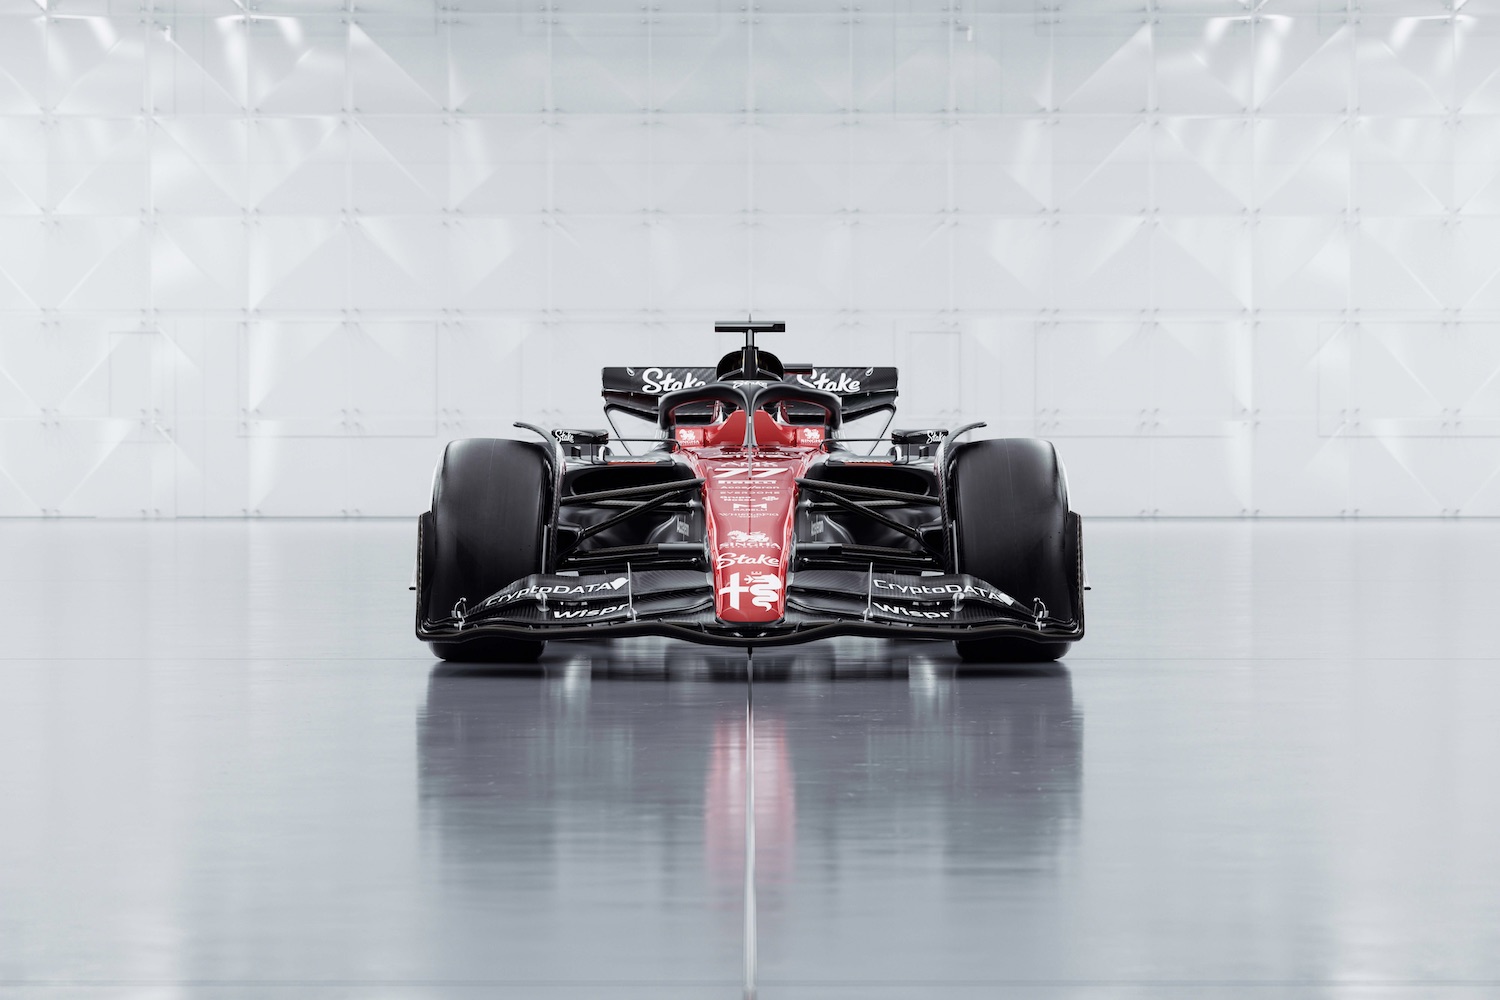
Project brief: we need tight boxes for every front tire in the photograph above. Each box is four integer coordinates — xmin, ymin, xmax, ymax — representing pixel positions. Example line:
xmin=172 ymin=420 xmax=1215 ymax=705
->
xmin=949 ymin=438 xmax=1080 ymax=663
xmin=419 ymin=438 xmax=551 ymax=663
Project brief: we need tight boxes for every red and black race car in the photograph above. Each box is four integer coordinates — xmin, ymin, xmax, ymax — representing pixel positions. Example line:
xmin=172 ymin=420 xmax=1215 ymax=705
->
xmin=414 ymin=321 xmax=1085 ymax=662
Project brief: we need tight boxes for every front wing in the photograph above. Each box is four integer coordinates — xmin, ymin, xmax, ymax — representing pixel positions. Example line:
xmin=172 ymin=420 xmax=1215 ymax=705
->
xmin=416 ymin=566 xmax=1084 ymax=649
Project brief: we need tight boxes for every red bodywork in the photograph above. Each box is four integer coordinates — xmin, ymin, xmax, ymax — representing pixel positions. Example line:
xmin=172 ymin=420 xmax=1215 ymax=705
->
xmin=675 ymin=410 xmax=825 ymax=624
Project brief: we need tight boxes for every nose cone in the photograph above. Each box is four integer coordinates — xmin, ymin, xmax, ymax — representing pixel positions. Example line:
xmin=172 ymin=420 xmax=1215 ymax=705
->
xmin=701 ymin=459 xmax=797 ymax=623
xmin=714 ymin=566 xmax=785 ymax=623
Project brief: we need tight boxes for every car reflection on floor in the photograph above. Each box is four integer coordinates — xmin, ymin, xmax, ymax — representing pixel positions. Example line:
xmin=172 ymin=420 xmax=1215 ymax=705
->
xmin=416 ymin=639 xmax=1082 ymax=937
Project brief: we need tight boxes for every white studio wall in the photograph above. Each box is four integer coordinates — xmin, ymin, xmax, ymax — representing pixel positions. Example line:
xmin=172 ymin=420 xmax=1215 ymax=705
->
xmin=1 ymin=1 xmax=1498 ymax=516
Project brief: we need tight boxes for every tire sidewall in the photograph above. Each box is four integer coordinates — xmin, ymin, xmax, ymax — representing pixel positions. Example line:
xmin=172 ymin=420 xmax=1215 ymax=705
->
xmin=424 ymin=437 xmax=551 ymax=625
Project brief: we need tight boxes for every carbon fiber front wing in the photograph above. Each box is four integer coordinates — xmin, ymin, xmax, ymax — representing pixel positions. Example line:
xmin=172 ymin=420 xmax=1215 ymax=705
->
xmin=416 ymin=566 xmax=1085 ymax=649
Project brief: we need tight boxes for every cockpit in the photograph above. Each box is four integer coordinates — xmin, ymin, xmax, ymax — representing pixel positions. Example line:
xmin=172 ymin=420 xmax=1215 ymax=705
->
xmin=659 ymin=348 xmax=841 ymax=450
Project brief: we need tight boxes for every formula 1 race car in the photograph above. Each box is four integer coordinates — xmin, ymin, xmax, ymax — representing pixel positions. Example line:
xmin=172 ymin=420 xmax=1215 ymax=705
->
xmin=414 ymin=321 xmax=1085 ymax=662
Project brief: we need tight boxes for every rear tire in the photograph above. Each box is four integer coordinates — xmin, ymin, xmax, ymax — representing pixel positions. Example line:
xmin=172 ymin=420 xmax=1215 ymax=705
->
xmin=419 ymin=438 xmax=551 ymax=663
xmin=949 ymin=438 xmax=1079 ymax=664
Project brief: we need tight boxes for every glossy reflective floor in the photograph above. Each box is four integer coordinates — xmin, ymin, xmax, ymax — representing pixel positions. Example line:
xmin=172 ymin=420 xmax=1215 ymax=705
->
xmin=3 ymin=521 xmax=1499 ymax=998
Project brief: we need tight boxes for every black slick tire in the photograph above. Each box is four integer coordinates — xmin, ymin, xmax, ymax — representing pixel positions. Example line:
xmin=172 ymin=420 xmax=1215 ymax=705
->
xmin=949 ymin=438 xmax=1079 ymax=663
xmin=419 ymin=438 xmax=550 ymax=663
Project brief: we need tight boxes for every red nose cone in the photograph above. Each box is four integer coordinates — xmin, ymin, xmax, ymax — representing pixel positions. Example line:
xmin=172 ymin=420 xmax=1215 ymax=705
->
xmin=702 ymin=458 xmax=797 ymax=623
xmin=678 ymin=408 xmax=825 ymax=625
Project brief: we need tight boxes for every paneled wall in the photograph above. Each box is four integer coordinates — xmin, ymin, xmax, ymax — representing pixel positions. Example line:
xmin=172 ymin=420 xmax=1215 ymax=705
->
xmin=1 ymin=1 xmax=1496 ymax=516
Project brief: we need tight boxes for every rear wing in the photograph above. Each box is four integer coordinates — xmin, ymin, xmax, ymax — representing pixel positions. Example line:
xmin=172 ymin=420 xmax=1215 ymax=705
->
xmin=602 ymin=366 xmax=898 ymax=423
